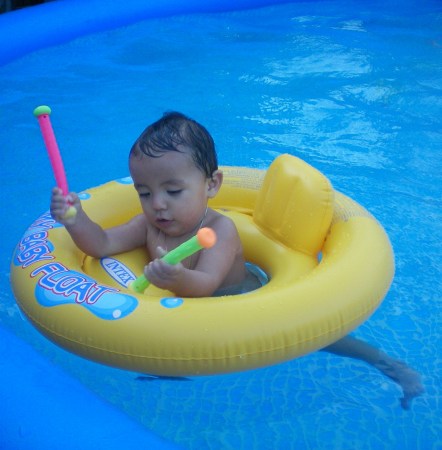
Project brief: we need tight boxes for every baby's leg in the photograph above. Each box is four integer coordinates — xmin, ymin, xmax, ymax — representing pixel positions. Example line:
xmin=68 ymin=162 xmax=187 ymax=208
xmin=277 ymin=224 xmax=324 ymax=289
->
xmin=322 ymin=335 xmax=424 ymax=409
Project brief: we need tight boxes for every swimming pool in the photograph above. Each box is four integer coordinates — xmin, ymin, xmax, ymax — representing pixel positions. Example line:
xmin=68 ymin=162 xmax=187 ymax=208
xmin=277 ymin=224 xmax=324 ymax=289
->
xmin=1 ymin=0 xmax=441 ymax=448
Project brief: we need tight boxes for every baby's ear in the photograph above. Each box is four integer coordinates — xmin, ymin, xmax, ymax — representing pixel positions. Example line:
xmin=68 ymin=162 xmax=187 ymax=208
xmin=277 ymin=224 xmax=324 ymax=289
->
xmin=207 ymin=170 xmax=223 ymax=198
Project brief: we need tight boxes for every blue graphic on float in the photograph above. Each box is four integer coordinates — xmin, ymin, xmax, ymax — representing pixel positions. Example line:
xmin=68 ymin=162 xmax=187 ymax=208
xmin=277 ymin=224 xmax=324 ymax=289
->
xmin=13 ymin=234 xmax=55 ymax=268
xmin=13 ymin=214 xmax=56 ymax=268
xmin=116 ymin=176 xmax=133 ymax=184
xmin=78 ymin=192 xmax=91 ymax=200
xmin=160 ymin=297 xmax=184 ymax=309
xmin=31 ymin=262 xmax=138 ymax=320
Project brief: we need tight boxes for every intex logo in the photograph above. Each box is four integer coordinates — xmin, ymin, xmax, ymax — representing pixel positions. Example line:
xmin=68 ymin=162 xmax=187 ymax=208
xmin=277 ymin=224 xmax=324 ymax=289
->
xmin=100 ymin=257 xmax=137 ymax=288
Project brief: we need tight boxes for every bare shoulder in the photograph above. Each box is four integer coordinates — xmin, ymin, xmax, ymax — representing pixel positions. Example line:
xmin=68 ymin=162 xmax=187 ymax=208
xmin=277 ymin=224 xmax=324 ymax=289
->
xmin=200 ymin=208 xmax=245 ymax=288
xmin=205 ymin=209 xmax=236 ymax=232
xmin=205 ymin=209 xmax=240 ymax=239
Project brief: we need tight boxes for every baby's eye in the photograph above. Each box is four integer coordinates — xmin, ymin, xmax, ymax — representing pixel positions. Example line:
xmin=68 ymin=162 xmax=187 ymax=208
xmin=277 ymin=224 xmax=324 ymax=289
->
xmin=138 ymin=192 xmax=150 ymax=198
xmin=167 ymin=189 xmax=182 ymax=196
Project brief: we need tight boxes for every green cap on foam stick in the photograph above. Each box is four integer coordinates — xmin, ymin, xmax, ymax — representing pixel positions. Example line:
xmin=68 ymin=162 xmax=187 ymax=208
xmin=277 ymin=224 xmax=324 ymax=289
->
xmin=130 ymin=227 xmax=217 ymax=293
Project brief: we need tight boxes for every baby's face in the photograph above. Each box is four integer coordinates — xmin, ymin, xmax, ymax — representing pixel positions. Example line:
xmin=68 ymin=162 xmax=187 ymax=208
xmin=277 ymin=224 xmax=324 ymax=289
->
xmin=129 ymin=149 xmax=210 ymax=237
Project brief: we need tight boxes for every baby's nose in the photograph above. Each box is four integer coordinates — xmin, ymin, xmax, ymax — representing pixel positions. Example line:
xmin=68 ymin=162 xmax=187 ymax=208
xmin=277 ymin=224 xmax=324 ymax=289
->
xmin=151 ymin=193 xmax=167 ymax=210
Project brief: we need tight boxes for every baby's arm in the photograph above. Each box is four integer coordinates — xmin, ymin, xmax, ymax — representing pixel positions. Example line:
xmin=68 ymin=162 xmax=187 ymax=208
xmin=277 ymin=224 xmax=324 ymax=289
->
xmin=50 ymin=187 xmax=147 ymax=258
xmin=144 ymin=215 xmax=242 ymax=297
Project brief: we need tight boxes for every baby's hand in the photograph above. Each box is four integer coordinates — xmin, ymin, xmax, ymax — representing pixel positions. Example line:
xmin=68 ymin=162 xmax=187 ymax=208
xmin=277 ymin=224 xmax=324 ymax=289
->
xmin=50 ymin=187 xmax=80 ymax=225
xmin=144 ymin=246 xmax=184 ymax=291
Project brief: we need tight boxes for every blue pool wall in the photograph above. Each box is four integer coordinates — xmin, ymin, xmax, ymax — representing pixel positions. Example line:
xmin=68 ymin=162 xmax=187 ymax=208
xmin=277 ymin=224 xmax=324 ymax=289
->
xmin=0 ymin=327 xmax=180 ymax=449
xmin=0 ymin=0 xmax=296 ymax=66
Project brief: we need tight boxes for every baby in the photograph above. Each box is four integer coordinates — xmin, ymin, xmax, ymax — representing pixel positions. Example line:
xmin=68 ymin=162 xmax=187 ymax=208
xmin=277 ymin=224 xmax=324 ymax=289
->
xmin=50 ymin=111 xmax=262 ymax=297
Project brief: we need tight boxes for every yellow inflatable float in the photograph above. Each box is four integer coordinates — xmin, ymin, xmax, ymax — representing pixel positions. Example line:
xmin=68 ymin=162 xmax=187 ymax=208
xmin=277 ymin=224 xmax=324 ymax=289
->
xmin=11 ymin=154 xmax=394 ymax=376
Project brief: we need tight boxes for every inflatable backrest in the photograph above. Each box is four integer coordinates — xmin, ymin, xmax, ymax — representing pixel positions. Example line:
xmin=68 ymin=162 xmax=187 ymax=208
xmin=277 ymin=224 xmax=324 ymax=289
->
xmin=210 ymin=166 xmax=264 ymax=215
xmin=253 ymin=154 xmax=334 ymax=255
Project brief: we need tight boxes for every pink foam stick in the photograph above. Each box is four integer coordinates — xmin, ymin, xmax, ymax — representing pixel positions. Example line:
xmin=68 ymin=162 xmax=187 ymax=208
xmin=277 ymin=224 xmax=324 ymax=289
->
xmin=33 ymin=105 xmax=69 ymax=196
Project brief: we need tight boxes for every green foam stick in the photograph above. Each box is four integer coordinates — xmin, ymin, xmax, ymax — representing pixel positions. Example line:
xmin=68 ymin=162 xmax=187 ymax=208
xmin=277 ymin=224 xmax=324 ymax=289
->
xmin=130 ymin=227 xmax=217 ymax=293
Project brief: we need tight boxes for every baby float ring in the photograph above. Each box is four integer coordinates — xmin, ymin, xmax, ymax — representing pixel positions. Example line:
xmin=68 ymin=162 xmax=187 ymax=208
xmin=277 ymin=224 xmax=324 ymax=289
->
xmin=11 ymin=154 xmax=394 ymax=376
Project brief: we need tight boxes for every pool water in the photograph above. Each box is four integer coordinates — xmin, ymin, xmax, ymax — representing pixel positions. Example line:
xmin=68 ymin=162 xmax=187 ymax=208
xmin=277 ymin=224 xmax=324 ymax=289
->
xmin=1 ymin=0 xmax=441 ymax=448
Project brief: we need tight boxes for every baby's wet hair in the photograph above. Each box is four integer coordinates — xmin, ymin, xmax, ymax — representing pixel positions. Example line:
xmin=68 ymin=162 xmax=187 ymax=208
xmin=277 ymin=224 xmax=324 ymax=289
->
xmin=130 ymin=111 xmax=218 ymax=178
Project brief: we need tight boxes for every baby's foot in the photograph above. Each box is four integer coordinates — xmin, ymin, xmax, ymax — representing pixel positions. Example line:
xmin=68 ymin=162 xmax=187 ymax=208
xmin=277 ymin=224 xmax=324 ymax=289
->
xmin=374 ymin=358 xmax=424 ymax=409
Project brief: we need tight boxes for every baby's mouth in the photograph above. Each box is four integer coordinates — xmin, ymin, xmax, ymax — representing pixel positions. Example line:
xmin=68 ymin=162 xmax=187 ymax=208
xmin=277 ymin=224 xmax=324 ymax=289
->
xmin=156 ymin=218 xmax=173 ymax=227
